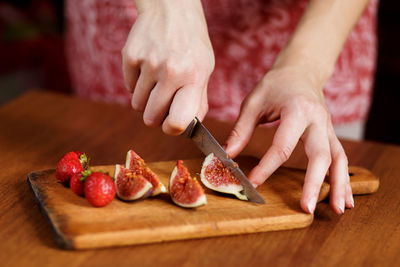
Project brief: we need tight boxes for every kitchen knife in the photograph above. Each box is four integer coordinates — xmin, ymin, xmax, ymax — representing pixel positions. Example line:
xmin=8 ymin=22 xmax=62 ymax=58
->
xmin=182 ymin=117 xmax=265 ymax=204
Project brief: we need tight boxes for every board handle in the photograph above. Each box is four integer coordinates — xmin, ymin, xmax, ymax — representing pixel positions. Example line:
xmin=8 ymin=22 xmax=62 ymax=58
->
xmin=348 ymin=166 xmax=380 ymax=195
xmin=318 ymin=166 xmax=379 ymax=202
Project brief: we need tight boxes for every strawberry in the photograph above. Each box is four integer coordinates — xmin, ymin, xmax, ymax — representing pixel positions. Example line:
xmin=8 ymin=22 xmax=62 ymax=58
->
xmin=55 ymin=151 xmax=88 ymax=184
xmin=70 ymin=172 xmax=85 ymax=196
xmin=84 ymin=172 xmax=116 ymax=207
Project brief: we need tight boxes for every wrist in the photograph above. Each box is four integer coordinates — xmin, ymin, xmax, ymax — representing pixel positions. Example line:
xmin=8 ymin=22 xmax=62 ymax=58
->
xmin=271 ymin=48 xmax=334 ymax=91
xmin=134 ymin=0 xmax=203 ymax=15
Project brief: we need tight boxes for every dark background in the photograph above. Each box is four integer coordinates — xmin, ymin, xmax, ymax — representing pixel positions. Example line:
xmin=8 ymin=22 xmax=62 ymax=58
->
xmin=0 ymin=0 xmax=399 ymax=144
xmin=365 ymin=0 xmax=400 ymax=144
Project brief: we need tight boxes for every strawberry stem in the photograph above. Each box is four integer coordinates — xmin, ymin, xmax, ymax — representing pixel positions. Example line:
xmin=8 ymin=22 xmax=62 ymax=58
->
xmin=80 ymin=169 xmax=92 ymax=181
xmin=96 ymin=170 xmax=110 ymax=176
xmin=79 ymin=154 xmax=89 ymax=169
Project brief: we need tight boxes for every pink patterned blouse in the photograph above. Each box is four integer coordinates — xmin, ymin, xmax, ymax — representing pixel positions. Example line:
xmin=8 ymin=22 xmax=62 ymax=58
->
xmin=65 ymin=0 xmax=378 ymax=125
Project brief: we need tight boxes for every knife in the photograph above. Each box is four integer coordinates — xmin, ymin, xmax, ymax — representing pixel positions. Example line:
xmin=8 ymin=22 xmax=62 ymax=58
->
xmin=182 ymin=117 xmax=265 ymax=204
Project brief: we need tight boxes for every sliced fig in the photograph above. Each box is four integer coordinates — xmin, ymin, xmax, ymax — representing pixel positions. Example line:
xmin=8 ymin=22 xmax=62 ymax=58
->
xmin=126 ymin=150 xmax=166 ymax=196
xmin=114 ymin=164 xmax=153 ymax=201
xmin=200 ymin=153 xmax=247 ymax=201
xmin=169 ymin=160 xmax=207 ymax=208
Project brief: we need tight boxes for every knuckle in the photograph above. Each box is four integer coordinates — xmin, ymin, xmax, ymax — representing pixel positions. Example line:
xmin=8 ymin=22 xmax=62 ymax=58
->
xmin=272 ymin=144 xmax=292 ymax=163
xmin=144 ymin=52 xmax=161 ymax=71
xmin=146 ymin=58 xmax=158 ymax=72
xmin=164 ymin=59 xmax=196 ymax=80
xmin=241 ymin=94 xmax=261 ymax=111
xmin=314 ymin=150 xmax=332 ymax=166
xmin=316 ymin=107 xmax=329 ymax=122
xmin=330 ymin=139 xmax=348 ymax=165
xmin=123 ymin=51 xmax=140 ymax=67
xmin=228 ymin=128 xmax=242 ymax=143
xmin=334 ymin=150 xmax=348 ymax=166
xmin=131 ymin=100 xmax=144 ymax=112
xmin=121 ymin=46 xmax=139 ymax=65
xmin=291 ymin=95 xmax=312 ymax=114
xmin=291 ymin=96 xmax=329 ymax=121
xmin=164 ymin=60 xmax=182 ymax=78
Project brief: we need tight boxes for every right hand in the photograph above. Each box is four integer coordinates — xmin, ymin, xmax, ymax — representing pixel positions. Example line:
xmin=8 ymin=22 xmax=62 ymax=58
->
xmin=122 ymin=0 xmax=215 ymax=135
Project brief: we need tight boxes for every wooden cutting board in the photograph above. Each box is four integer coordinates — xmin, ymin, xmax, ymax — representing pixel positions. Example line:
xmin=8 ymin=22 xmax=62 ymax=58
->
xmin=27 ymin=156 xmax=379 ymax=250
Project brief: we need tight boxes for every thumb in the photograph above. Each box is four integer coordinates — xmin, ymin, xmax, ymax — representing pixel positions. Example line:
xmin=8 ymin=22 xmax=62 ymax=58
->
xmin=224 ymin=101 xmax=259 ymax=158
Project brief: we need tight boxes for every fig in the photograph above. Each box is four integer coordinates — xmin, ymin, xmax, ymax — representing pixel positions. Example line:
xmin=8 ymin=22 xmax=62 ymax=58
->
xmin=114 ymin=164 xmax=153 ymax=201
xmin=200 ymin=153 xmax=247 ymax=201
xmin=126 ymin=150 xmax=166 ymax=196
xmin=169 ymin=160 xmax=207 ymax=208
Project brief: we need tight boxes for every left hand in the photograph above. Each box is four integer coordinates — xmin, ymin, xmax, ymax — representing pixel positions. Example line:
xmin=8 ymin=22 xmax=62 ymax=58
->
xmin=224 ymin=66 xmax=354 ymax=215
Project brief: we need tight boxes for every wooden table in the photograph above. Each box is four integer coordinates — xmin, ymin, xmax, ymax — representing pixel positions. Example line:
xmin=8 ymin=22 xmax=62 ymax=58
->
xmin=0 ymin=90 xmax=399 ymax=266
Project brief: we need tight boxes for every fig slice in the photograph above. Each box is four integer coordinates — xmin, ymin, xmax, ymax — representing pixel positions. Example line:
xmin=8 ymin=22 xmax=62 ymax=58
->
xmin=125 ymin=150 xmax=167 ymax=196
xmin=169 ymin=160 xmax=207 ymax=208
xmin=200 ymin=153 xmax=248 ymax=201
xmin=114 ymin=164 xmax=153 ymax=201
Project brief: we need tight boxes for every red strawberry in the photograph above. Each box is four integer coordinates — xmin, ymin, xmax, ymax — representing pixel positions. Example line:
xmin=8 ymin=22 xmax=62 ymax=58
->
xmin=84 ymin=172 xmax=116 ymax=207
xmin=70 ymin=173 xmax=85 ymax=196
xmin=55 ymin=151 xmax=88 ymax=184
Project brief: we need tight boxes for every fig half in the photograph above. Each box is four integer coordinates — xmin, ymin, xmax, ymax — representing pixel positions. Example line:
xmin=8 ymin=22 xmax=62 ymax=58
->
xmin=114 ymin=164 xmax=153 ymax=201
xmin=126 ymin=150 xmax=166 ymax=196
xmin=200 ymin=153 xmax=247 ymax=201
xmin=169 ymin=160 xmax=207 ymax=208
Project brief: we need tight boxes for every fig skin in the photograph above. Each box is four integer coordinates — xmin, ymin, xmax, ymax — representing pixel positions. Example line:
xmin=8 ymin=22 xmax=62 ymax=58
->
xmin=114 ymin=164 xmax=153 ymax=201
xmin=125 ymin=150 xmax=166 ymax=196
xmin=200 ymin=153 xmax=247 ymax=201
xmin=169 ymin=160 xmax=207 ymax=208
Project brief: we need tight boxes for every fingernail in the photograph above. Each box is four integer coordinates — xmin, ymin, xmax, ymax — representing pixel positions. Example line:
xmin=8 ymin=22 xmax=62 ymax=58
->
xmin=307 ymin=198 xmax=316 ymax=214
xmin=340 ymin=207 xmax=345 ymax=214
xmin=350 ymin=195 xmax=355 ymax=208
xmin=338 ymin=198 xmax=345 ymax=214
xmin=251 ymin=183 xmax=258 ymax=188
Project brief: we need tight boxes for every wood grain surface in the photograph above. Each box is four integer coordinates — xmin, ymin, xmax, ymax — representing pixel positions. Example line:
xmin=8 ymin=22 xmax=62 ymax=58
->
xmin=0 ymin=90 xmax=399 ymax=266
xmin=27 ymin=159 xmax=379 ymax=249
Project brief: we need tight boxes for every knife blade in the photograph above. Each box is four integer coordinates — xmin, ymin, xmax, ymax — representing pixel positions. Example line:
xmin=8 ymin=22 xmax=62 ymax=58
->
xmin=182 ymin=117 xmax=265 ymax=204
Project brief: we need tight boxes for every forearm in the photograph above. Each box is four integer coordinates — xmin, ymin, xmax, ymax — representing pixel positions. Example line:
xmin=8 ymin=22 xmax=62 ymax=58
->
xmin=273 ymin=0 xmax=370 ymax=89
xmin=133 ymin=0 xmax=209 ymax=38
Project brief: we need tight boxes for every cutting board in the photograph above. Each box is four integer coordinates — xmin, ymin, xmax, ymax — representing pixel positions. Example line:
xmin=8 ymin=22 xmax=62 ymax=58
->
xmin=27 ymin=156 xmax=379 ymax=250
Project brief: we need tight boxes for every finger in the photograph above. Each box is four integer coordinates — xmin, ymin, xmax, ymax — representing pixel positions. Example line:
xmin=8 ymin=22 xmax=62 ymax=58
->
xmin=131 ymin=65 xmax=157 ymax=112
xmin=122 ymin=57 xmax=140 ymax=93
xmin=224 ymin=99 xmax=260 ymax=159
xmin=300 ymin=124 xmax=331 ymax=214
xmin=143 ymin=81 xmax=176 ymax=127
xmin=196 ymin=86 xmax=209 ymax=121
xmin=162 ymin=83 xmax=203 ymax=135
xmin=328 ymin=126 xmax=353 ymax=212
xmin=328 ymin=153 xmax=347 ymax=214
xmin=345 ymin=182 xmax=354 ymax=208
xmin=247 ymin=112 xmax=306 ymax=186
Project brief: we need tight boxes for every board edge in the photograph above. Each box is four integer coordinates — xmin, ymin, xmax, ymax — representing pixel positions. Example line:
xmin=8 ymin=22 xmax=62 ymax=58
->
xmin=27 ymin=170 xmax=76 ymax=250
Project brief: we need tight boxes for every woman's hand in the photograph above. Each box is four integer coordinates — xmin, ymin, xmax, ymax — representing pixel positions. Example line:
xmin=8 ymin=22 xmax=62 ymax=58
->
xmin=223 ymin=0 xmax=369 ymax=215
xmin=224 ymin=65 xmax=354 ymax=215
xmin=122 ymin=0 xmax=214 ymax=135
